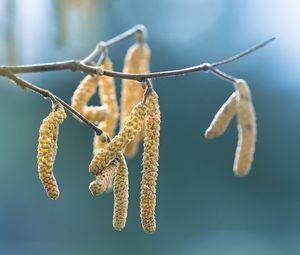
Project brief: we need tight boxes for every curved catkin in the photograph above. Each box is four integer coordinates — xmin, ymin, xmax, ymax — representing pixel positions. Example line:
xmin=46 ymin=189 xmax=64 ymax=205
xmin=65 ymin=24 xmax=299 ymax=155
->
xmin=71 ymin=74 xmax=110 ymax=123
xmin=93 ymin=57 xmax=119 ymax=155
xmin=121 ymin=42 xmax=150 ymax=157
xmin=140 ymin=91 xmax=160 ymax=233
xmin=89 ymin=102 xmax=146 ymax=176
xmin=89 ymin=158 xmax=120 ymax=196
xmin=113 ymin=153 xmax=129 ymax=231
xmin=233 ymin=79 xmax=257 ymax=176
xmin=205 ymin=92 xmax=237 ymax=139
xmin=37 ymin=102 xmax=67 ymax=200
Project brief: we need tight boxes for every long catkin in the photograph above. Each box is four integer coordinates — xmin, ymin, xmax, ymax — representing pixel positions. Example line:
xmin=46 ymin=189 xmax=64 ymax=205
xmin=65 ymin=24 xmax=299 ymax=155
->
xmin=89 ymin=102 xmax=146 ymax=176
xmin=113 ymin=153 xmax=129 ymax=231
xmin=233 ymin=79 xmax=257 ymax=176
xmin=205 ymin=92 xmax=237 ymax=139
xmin=37 ymin=102 xmax=66 ymax=200
xmin=121 ymin=42 xmax=150 ymax=157
xmin=140 ymin=91 xmax=160 ymax=233
xmin=71 ymin=74 xmax=109 ymax=123
xmin=93 ymin=57 xmax=119 ymax=155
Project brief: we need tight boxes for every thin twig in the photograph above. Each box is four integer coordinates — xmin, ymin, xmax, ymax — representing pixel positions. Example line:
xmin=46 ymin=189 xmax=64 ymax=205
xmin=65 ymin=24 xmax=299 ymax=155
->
xmin=82 ymin=24 xmax=147 ymax=64
xmin=3 ymin=71 xmax=103 ymax=135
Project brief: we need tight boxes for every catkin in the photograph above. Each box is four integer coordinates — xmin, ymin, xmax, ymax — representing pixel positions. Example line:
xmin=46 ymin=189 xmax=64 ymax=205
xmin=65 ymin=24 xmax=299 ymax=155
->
xmin=37 ymin=102 xmax=67 ymax=200
xmin=140 ymin=91 xmax=160 ymax=233
xmin=205 ymin=92 xmax=237 ymax=139
xmin=89 ymin=157 xmax=120 ymax=196
xmin=71 ymin=74 xmax=110 ymax=123
xmin=93 ymin=57 xmax=119 ymax=155
xmin=113 ymin=153 xmax=129 ymax=231
xmin=233 ymin=79 xmax=257 ymax=176
xmin=121 ymin=42 xmax=150 ymax=157
xmin=89 ymin=102 xmax=146 ymax=176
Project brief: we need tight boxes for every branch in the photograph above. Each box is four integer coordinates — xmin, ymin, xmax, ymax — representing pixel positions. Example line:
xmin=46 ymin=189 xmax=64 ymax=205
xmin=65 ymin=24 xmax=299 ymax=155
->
xmin=0 ymin=37 xmax=275 ymax=82
xmin=0 ymin=24 xmax=275 ymax=135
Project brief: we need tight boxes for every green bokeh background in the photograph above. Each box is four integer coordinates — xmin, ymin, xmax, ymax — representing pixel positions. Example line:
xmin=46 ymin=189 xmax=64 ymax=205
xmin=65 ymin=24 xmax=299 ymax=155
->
xmin=1 ymin=0 xmax=300 ymax=254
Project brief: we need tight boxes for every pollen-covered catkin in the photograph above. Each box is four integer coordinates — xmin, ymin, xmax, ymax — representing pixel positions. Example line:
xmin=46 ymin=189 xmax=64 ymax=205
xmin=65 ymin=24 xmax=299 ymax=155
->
xmin=113 ymin=153 xmax=129 ymax=231
xmin=121 ymin=42 xmax=150 ymax=157
xmin=140 ymin=90 xmax=160 ymax=233
xmin=71 ymin=74 xmax=110 ymax=123
xmin=93 ymin=57 xmax=119 ymax=155
xmin=205 ymin=92 xmax=237 ymax=139
xmin=89 ymin=102 xmax=146 ymax=176
xmin=233 ymin=79 xmax=257 ymax=176
xmin=37 ymin=102 xmax=67 ymax=200
xmin=89 ymin=157 xmax=120 ymax=196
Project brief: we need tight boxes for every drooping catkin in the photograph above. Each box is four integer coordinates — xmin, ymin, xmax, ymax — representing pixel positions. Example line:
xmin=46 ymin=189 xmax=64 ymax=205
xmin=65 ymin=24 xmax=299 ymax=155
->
xmin=140 ymin=90 xmax=160 ymax=233
xmin=71 ymin=74 xmax=110 ymax=123
xmin=37 ymin=102 xmax=67 ymax=200
xmin=233 ymin=79 xmax=257 ymax=176
xmin=205 ymin=92 xmax=237 ymax=139
xmin=121 ymin=42 xmax=150 ymax=157
xmin=89 ymin=102 xmax=146 ymax=176
xmin=93 ymin=57 xmax=119 ymax=155
xmin=113 ymin=153 xmax=129 ymax=231
xmin=89 ymin=157 xmax=120 ymax=196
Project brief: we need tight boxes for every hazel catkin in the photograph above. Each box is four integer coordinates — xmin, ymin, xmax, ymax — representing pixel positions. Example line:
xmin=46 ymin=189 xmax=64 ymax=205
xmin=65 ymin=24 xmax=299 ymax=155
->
xmin=205 ymin=92 xmax=237 ymax=139
xmin=140 ymin=90 xmax=161 ymax=233
xmin=89 ymin=102 xmax=146 ymax=176
xmin=121 ymin=42 xmax=150 ymax=157
xmin=71 ymin=74 xmax=110 ymax=123
xmin=37 ymin=102 xmax=66 ymax=200
xmin=113 ymin=153 xmax=129 ymax=231
xmin=93 ymin=57 xmax=119 ymax=155
xmin=89 ymin=157 xmax=120 ymax=196
xmin=233 ymin=79 xmax=257 ymax=176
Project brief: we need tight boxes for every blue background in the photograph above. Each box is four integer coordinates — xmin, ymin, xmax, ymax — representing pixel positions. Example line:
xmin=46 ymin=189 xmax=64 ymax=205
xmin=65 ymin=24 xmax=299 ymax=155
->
xmin=0 ymin=0 xmax=300 ymax=254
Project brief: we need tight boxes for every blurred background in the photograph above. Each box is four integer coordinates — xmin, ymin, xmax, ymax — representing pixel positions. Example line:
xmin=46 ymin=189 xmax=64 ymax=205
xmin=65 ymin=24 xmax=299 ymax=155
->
xmin=0 ymin=0 xmax=300 ymax=254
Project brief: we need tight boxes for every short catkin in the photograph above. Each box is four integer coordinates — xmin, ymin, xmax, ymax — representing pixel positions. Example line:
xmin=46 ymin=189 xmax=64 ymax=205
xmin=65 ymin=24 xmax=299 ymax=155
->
xmin=89 ymin=157 xmax=120 ymax=196
xmin=37 ymin=102 xmax=67 ymax=200
xmin=113 ymin=153 xmax=129 ymax=231
xmin=89 ymin=102 xmax=146 ymax=176
xmin=205 ymin=92 xmax=237 ymax=139
xmin=71 ymin=74 xmax=109 ymax=123
xmin=93 ymin=57 xmax=119 ymax=155
xmin=233 ymin=79 xmax=257 ymax=176
xmin=140 ymin=90 xmax=161 ymax=233
xmin=121 ymin=42 xmax=150 ymax=157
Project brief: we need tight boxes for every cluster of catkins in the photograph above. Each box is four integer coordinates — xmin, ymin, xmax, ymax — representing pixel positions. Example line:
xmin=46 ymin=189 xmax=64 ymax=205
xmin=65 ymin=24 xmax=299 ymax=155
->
xmin=37 ymin=41 xmax=160 ymax=233
xmin=36 ymin=38 xmax=257 ymax=233
xmin=205 ymin=79 xmax=257 ymax=176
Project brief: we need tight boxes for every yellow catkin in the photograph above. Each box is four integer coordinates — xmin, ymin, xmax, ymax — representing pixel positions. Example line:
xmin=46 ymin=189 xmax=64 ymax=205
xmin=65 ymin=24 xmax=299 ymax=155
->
xmin=71 ymin=74 xmax=110 ymax=123
xmin=37 ymin=102 xmax=67 ymax=200
xmin=89 ymin=102 xmax=146 ymax=176
xmin=233 ymin=79 xmax=257 ymax=176
xmin=121 ymin=42 xmax=150 ymax=157
xmin=205 ymin=92 xmax=237 ymax=139
xmin=89 ymin=158 xmax=120 ymax=196
xmin=93 ymin=57 xmax=119 ymax=155
xmin=140 ymin=91 xmax=160 ymax=233
xmin=113 ymin=153 xmax=129 ymax=231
